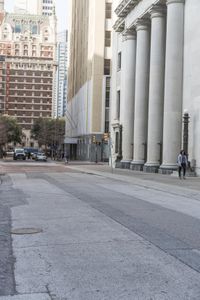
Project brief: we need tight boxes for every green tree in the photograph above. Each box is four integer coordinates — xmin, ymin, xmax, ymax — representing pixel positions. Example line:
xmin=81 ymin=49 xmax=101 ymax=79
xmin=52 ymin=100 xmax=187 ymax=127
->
xmin=31 ymin=118 xmax=50 ymax=147
xmin=0 ymin=116 xmax=23 ymax=157
xmin=31 ymin=118 xmax=65 ymax=156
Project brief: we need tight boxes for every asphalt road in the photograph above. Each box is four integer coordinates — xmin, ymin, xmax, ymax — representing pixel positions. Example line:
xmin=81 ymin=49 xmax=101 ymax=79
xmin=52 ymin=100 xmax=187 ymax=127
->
xmin=1 ymin=161 xmax=200 ymax=299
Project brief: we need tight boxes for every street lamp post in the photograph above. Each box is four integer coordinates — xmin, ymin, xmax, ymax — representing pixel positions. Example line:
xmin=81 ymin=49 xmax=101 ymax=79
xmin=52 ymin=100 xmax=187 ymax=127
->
xmin=183 ymin=109 xmax=190 ymax=156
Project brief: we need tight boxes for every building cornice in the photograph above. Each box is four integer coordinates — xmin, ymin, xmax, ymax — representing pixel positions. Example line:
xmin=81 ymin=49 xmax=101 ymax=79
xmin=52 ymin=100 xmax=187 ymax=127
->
xmin=122 ymin=29 xmax=136 ymax=41
xmin=115 ymin=0 xmax=140 ymax=18
xmin=6 ymin=13 xmax=48 ymax=23
xmin=149 ymin=4 xmax=167 ymax=18
xmin=136 ymin=18 xmax=150 ymax=31
xmin=113 ymin=17 xmax=125 ymax=33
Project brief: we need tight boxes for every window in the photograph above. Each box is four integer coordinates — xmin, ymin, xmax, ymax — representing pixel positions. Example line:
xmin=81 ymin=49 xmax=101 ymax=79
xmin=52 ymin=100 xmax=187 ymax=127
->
xmin=105 ymin=77 xmax=110 ymax=108
xmin=105 ymin=31 xmax=111 ymax=47
xmin=117 ymin=91 xmax=120 ymax=120
xmin=32 ymin=25 xmax=38 ymax=35
xmin=118 ymin=52 xmax=121 ymax=70
xmin=106 ymin=3 xmax=112 ymax=19
xmin=115 ymin=132 xmax=119 ymax=153
xmin=104 ymin=59 xmax=111 ymax=75
xmin=105 ymin=121 xmax=109 ymax=133
xmin=15 ymin=24 xmax=21 ymax=33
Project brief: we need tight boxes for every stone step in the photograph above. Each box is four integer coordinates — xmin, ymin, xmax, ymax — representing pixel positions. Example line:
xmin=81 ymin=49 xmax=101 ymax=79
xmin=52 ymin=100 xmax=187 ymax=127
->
xmin=171 ymin=170 xmax=197 ymax=177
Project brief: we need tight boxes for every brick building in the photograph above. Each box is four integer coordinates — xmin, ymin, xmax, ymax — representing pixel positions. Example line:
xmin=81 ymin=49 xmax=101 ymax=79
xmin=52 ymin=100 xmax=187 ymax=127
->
xmin=0 ymin=1 xmax=56 ymax=146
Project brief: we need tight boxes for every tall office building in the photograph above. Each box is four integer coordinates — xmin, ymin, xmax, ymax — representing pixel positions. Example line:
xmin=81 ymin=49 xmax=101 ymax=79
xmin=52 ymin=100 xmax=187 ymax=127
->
xmin=0 ymin=0 xmax=4 ymax=11
xmin=54 ymin=30 xmax=68 ymax=118
xmin=66 ymin=0 xmax=112 ymax=161
xmin=14 ymin=0 xmax=55 ymax=16
xmin=0 ymin=5 xmax=57 ymax=146
xmin=40 ymin=0 xmax=55 ymax=16
xmin=111 ymin=0 xmax=200 ymax=176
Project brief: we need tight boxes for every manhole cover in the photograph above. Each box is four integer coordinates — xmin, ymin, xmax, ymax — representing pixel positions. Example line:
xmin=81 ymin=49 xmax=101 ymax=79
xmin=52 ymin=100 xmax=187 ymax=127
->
xmin=11 ymin=228 xmax=43 ymax=235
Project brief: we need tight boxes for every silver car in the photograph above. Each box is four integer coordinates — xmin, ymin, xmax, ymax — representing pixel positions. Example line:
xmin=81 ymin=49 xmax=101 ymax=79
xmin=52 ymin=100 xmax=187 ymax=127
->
xmin=35 ymin=152 xmax=47 ymax=162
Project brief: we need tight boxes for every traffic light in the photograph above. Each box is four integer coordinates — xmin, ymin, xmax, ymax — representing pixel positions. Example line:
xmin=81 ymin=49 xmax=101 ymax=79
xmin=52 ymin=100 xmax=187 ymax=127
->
xmin=103 ymin=132 xmax=109 ymax=141
xmin=92 ymin=135 xmax=96 ymax=144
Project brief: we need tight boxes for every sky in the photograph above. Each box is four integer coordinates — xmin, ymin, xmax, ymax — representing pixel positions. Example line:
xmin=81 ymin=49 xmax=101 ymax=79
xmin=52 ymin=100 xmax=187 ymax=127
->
xmin=4 ymin=0 xmax=69 ymax=32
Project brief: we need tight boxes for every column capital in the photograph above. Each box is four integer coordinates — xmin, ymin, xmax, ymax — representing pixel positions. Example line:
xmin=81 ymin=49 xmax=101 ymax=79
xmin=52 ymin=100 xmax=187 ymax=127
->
xmin=122 ymin=29 xmax=136 ymax=42
xmin=136 ymin=18 xmax=150 ymax=32
xmin=149 ymin=5 xmax=167 ymax=19
xmin=167 ymin=0 xmax=185 ymax=5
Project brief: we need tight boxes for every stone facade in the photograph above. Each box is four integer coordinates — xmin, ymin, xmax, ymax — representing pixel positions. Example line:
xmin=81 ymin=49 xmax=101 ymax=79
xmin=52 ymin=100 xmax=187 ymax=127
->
xmin=111 ymin=0 xmax=200 ymax=176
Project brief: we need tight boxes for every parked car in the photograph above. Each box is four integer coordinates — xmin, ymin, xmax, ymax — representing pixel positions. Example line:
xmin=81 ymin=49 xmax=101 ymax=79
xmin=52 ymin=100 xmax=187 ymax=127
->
xmin=35 ymin=152 xmax=47 ymax=162
xmin=24 ymin=147 xmax=38 ymax=159
xmin=13 ymin=148 xmax=26 ymax=160
xmin=6 ymin=149 xmax=14 ymax=157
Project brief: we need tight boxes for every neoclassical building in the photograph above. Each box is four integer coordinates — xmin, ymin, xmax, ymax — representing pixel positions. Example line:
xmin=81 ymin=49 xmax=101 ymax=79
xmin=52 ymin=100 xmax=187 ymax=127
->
xmin=111 ymin=0 xmax=200 ymax=175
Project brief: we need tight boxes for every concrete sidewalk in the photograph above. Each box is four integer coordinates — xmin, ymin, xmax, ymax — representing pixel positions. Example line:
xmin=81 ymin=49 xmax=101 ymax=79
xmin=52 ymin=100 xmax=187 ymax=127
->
xmin=63 ymin=163 xmax=200 ymax=195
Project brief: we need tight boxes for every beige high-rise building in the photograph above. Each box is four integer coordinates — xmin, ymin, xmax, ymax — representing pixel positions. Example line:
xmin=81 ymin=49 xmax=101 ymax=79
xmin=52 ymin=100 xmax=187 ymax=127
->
xmin=66 ymin=0 xmax=112 ymax=161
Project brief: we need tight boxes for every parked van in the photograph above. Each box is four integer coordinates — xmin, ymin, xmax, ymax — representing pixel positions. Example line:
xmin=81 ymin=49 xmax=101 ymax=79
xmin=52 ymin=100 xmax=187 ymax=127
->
xmin=13 ymin=148 xmax=26 ymax=160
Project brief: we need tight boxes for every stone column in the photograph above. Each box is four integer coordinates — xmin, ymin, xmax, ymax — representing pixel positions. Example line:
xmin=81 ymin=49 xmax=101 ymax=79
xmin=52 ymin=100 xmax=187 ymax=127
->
xmin=131 ymin=19 xmax=150 ymax=171
xmin=144 ymin=6 xmax=166 ymax=173
xmin=120 ymin=30 xmax=136 ymax=168
xmin=160 ymin=0 xmax=185 ymax=172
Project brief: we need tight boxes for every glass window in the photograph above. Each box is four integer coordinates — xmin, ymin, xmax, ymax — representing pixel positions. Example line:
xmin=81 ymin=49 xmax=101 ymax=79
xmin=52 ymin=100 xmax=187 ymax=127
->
xmin=104 ymin=59 xmax=111 ymax=75
xmin=105 ymin=77 xmax=110 ymax=108
xmin=115 ymin=132 xmax=119 ymax=153
xmin=105 ymin=31 xmax=111 ymax=47
xmin=117 ymin=91 xmax=120 ymax=120
xmin=32 ymin=25 xmax=38 ymax=35
xmin=106 ymin=3 xmax=112 ymax=19
xmin=105 ymin=121 xmax=109 ymax=133
xmin=15 ymin=24 xmax=21 ymax=33
xmin=118 ymin=52 xmax=121 ymax=70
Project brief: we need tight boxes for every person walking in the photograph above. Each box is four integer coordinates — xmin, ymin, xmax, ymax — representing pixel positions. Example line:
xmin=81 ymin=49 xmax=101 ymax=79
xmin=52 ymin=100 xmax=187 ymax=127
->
xmin=177 ymin=150 xmax=188 ymax=179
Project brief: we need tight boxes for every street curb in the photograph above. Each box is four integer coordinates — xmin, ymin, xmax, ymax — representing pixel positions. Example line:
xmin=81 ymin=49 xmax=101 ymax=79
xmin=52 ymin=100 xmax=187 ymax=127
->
xmin=65 ymin=165 xmax=200 ymax=201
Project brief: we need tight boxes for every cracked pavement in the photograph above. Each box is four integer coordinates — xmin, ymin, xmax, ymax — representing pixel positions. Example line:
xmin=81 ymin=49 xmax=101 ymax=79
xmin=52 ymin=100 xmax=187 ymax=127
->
xmin=1 ymin=162 xmax=200 ymax=299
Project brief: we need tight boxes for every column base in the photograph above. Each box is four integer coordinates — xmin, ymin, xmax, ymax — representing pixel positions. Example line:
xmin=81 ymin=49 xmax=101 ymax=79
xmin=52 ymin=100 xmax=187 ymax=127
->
xmin=143 ymin=163 xmax=160 ymax=173
xmin=115 ymin=161 xmax=122 ymax=168
xmin=159 ymin=163 xmax=178 ymax=175
xmin=130 ymin=160 xmax=144 ymax=171
xmin=120 ymin=159 xmax=132 ymax=169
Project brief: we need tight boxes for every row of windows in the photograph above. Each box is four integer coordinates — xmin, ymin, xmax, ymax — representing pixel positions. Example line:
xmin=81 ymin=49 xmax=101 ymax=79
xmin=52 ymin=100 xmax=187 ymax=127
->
xmin=9 ymin=99 xmax=51 ymax=104
xmin=14 ymin=50 xmax=52 ymax=57
xmin=10 ymin=64 xmax=52 ymax=71
xmin=43 ymin=6 xmax=53 ymax=10
xmin=106 ymin=3 xmax=112 ymax=19
xmin=9 ymin=105 xmax=51 ymax=110
xmin=104 ymin=59 xmax=111 ymax=75
xmin=43 ymin=0 xmax=53 ymax=3
xmin=105 ymin=31 xmax=111 ymax=47
xmin=14 ymin=46 xmax=52 ymax=51
xmin=105 ymin=77 xmax=110 ymax=133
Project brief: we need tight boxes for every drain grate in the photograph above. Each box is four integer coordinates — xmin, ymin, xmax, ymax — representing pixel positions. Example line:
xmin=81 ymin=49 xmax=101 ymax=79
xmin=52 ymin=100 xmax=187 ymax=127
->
xmin=11 ymin=228 xmax=43 ymax=235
